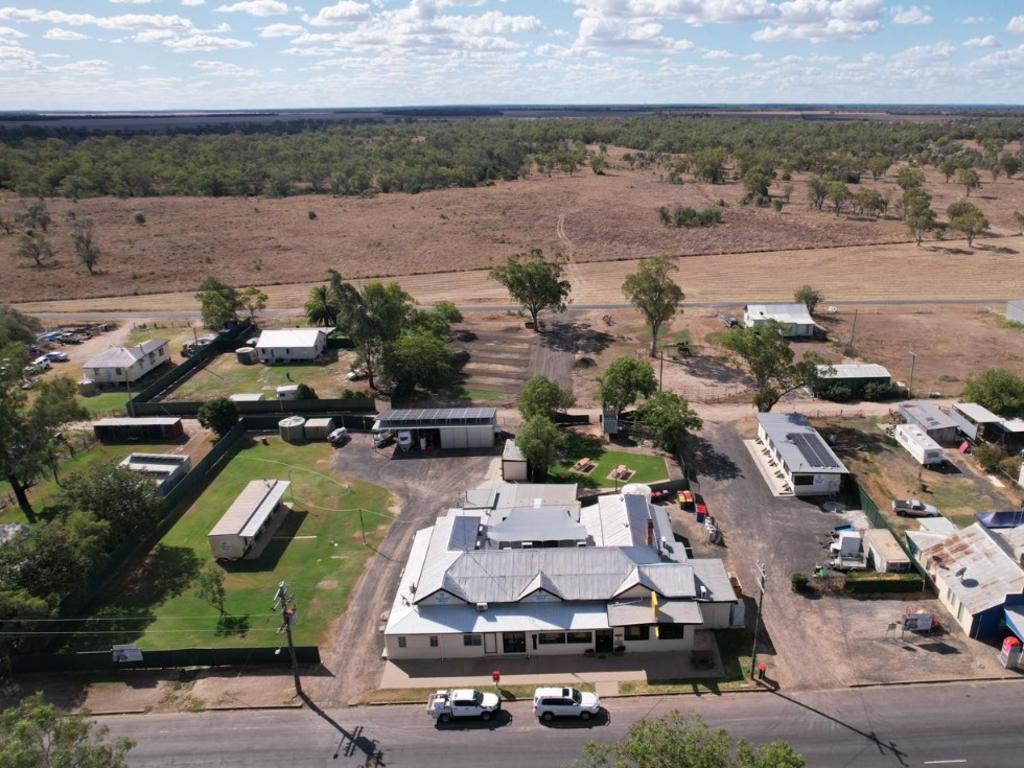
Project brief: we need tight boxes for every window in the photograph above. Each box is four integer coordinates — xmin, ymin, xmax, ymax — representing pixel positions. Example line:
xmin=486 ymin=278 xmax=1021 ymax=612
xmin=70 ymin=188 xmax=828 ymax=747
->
xmin=957 ymin=602 xmax=966 ymax=623
xmin=397 ymin=636 xmax=406 ymax=649
xmin=624 ymin=625 xmax=650 ymax=641
xmin=658 ymin=624 xmax=687 ymax=640
xmin=566 ymin=631 xmax=592 ymax=644
xmin=793 ymin=474 xmax=815 ymax=486
xmin=463 ymin=634 xmax=482 ymax=647
xmin=538 ymin=632 xmax=566 ymax=645
xmin=429 ymin=635 xmax=438 ymax=648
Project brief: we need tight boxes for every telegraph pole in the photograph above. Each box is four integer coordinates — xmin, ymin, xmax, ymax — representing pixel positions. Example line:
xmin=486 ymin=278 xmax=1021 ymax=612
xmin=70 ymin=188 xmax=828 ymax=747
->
xmin=749 ymin=561 xmax=768 ymax=681
xmin=908 ymin=351 xmax=918 ymax=398
xmin=848 ymin=309 xmax=859 ymax=349
xmin=659 ymin=350 xmax=665 ymax=391
xmin=274 ymin=581 xmax=302 ymax=696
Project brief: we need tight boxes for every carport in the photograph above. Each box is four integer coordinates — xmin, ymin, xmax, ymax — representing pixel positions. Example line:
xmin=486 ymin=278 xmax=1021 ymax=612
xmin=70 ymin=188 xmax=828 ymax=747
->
xmin=374 ymin=407 xmax=497 ymax=451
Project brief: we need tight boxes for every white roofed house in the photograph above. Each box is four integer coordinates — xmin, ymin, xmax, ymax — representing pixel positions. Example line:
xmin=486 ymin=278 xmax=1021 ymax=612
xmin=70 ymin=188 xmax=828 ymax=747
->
xmin=255 ymin=328 xmax=329 ymax=363
xmin=743 ymin=303 xmax=816 ymax=338
xmin=208 ymin=479 xmax=291 ymax=561
xmin=755 ymin=412 xmax=849 ymax=496
xmin=384 ymin=485 xmax=739 ymax=661
xmin=83 ymin=339 xmax=169 ymax=385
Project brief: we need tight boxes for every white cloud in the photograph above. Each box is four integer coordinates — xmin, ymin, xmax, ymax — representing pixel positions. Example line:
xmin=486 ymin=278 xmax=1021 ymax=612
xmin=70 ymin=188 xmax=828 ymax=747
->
xmin=0 ymin=9 xmax=201 ymax=32
xmin=960 ymin=16 xmax=987 ymax=25
xmin=192 ymin=59 xmax=257 ymax=76
xmin=214 ymin=0 xmax=289 ymax=15
xmin=182 ymin=0 xmax=206 ymax=6
xmin=0 ymin=25 xmax=27 ymax=38
xmin=963 ymin=35 xmax=998 ymax=49
xmin=702 ymin=48 xmax=735 ymax=59
xmin=891 ymin=5 xmax=932 ymax=25
xmin=1009 ymin=16 xmax=1024 ymax=35
xmin=110 ymin=0 xmax=157 ymax=5
xmin=43 ymin=28 xmax=90 ymax=40
xmin=305 ymin=1 xmax=371 ymax=26
xmin=259 ymin=22 xmax=306 ymax=36
xmin=164 ymin=33 xmax=254 ymax=50
xmin=50 ymin=58 xmax=112 ymax=74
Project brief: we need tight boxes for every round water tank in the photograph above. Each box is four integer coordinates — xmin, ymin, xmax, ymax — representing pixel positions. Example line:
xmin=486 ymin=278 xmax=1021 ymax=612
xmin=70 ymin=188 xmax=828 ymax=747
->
xmin=278 ymin=416 xmax=306 ymax=444
xmin=78 ymin=379 xmax=96 ymax=396
xmin=622 ymin=483 xmax=652 ymax=501
xmin=236 ymin=347 xmax=256 ymax=364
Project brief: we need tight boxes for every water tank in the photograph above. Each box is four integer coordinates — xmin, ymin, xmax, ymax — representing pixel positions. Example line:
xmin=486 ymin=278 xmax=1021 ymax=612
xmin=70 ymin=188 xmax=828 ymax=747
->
xmin=77 ymin=379 xmax=96 ymax=396
xmin=622 ymin=483 xmax=652 ymax=502
xmin=235 ymin=347 xmax=256 ymax=364
xmin=278 ymin=416 xmax=306 ymax=444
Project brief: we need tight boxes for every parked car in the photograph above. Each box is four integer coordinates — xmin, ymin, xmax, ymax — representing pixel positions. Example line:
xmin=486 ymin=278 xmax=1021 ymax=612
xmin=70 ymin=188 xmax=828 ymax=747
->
xmin=891 ymin=499 xmax=939 ymax=517
xmin=426 ymin=689 xmax=500 ymax=724
xmin=347 ymin=369 xmax=368 ymax=382
xmin=532 ymin=687 xmax=600 ymax=722
xmin=397 ymin=431 xmax=414 ymax=451
xmin=45 ymin=351 xmax=69 ymax=363
xmin=327 ymin=427 xmax=349 ymax=446
xmin=373 ymin=431 xmax=396 ymax=449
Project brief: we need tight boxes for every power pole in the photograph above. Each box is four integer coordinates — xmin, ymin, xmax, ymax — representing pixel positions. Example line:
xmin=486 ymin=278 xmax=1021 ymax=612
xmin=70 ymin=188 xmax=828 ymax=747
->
xmin=848 ymin=309 xmax=858 ymax=349
xmin=659 ymin=350 xmax=665 ymax=391
xmin=749 ymin=561 xmax=768 ymax=681
xmin=908 ymin=351 xmax=918 ymax=398
xmin=274 ymin=581 xmax=302 ymax=696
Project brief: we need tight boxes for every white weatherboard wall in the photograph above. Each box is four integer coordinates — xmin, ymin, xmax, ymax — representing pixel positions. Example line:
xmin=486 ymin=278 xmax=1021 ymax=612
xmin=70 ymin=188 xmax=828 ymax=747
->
xmin=440 ymin=425 xmax=494 ymax=450
xmin=756 ymin=422 xmax=844 ymax=496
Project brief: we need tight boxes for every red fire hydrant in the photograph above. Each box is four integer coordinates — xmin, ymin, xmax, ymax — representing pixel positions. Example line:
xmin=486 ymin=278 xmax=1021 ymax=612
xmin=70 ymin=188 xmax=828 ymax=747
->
xmin=491 ymin=669 xmax=501 ymax=686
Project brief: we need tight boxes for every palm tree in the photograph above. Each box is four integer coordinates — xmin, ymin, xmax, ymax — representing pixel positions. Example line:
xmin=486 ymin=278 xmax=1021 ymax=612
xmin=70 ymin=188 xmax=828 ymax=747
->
xmin=305 ymin=284 xmax=338 ymax=327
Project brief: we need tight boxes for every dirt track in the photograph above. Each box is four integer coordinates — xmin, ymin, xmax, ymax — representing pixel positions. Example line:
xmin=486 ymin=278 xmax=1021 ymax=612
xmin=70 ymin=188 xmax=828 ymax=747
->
xmin=15 ymin=235 xmax=1024 ymax=315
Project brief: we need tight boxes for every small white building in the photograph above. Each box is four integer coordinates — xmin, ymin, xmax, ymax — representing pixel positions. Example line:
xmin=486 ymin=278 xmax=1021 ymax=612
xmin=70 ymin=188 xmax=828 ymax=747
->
xmin=208 ymin=479 xmax=291 ymax=560
xmin=374 ymin=407 xmax=497 ymax=451
xmin=743 ymin=303 xmax=816 ymax=338
xmin=898 ymin=401 xmax=958 ymax=445
xmin=83 ymin=339 xmax=169 ymax=385
xmin=118 ymin=452 xmax=190 ymax=496
xmin=254 ymin=328 xmax=329 ymax=363
xmin=501 ymin=440 xmax=528 ymax=481
xmin=862 ymin=528 xmax=911 ymax=573
xmin=814 ymin=363 xmax=892 ymax=397
xmin=894 ymin=423 xmax=945 ymax=466
xmin=755 ymin=412 xmax=849 ymax=496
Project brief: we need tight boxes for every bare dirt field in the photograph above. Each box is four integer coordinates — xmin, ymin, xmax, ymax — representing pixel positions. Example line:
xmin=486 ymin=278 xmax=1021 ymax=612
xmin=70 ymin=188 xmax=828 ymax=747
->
xmin=12 ymin=152 xmax=1014 ymax=304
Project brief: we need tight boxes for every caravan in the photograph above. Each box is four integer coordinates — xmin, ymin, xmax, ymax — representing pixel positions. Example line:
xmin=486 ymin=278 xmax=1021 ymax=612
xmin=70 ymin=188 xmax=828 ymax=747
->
xmin=894 ymin=424 xmax=945 ymax=466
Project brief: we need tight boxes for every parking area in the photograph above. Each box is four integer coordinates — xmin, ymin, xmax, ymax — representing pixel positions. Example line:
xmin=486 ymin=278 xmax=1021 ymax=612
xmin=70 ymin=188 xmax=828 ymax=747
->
xmin=685 ymin=419 xmax=1016 ymax=690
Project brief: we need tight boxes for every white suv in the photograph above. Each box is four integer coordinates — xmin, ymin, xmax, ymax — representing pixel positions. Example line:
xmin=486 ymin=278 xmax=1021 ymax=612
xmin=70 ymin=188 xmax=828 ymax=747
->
xmin=532 ymin=687 xmax=600 ymax=722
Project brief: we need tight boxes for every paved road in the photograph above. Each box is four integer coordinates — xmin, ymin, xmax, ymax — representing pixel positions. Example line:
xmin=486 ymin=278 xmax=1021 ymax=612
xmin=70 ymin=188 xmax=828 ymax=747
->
xmin=103 ymin=680 xmax=1023 ymax=767
xmin=24 ymin=296 xmax=1014 ymax=322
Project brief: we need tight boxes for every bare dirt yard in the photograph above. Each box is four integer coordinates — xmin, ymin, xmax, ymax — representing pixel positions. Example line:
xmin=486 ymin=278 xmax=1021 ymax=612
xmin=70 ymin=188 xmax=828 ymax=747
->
xmin=12 ymin=148 xmax=1024 ymax=304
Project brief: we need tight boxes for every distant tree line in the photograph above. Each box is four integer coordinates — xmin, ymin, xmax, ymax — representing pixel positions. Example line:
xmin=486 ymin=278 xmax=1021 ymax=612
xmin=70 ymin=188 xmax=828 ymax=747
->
xmin=3 ymin=114 xmax=1024 ymax=199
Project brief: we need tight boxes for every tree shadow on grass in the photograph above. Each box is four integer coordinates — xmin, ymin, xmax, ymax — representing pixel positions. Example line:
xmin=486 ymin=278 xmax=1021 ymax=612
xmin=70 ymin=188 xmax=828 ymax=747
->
xmin=215 ymin=613 xmax=251 ymax=638
xmin=222 ymin=509 xmax=309 ymax=573
xmin=66 ymin=545 xmax=202 ymax=649
xmin=817 ymin=424 xmax=890 ymax=458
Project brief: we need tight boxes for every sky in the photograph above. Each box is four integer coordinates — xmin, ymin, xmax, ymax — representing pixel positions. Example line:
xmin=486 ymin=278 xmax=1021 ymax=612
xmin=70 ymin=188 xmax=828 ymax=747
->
xmin=1 ymin=1 xmax=1024 ymax=110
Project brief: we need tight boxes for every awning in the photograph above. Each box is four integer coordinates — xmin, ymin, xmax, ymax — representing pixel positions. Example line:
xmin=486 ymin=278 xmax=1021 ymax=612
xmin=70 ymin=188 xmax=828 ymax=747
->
xmin=607 ymin=599 xmax=703 ymax=627
xmin=1004 ymin=606 xmax=1024 ymax=641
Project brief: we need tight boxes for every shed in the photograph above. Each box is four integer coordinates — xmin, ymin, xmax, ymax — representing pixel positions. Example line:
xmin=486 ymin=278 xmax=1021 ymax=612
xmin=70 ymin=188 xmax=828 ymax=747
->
xmin=255 ymin=328 xmax=330 ymax=363
xmin=208 ymin=479 xmax=291 ymax=560
xmin=950 ymin=402 xmax=1002 ymax=442
xmin=374 ymin=407 xmax=497 ymax=451
xmin=118 ymin=452 xmax=190 ymax=496
xmin=276 ymin=385 xmax=300 ymax=400
xmin=897 ymin=401 xmax=958 ymax=445
xmin=1008 ymin=299 xmax=1024 ymax=325
xmin=229 ymin=393 xmax=264 ymax=403
xmin=863 ymin=528 xmax=911 ymax=573
xmin=814 ymin=363 xmax=891 ymax=397
xmin=304 ymin=417 xmax=336 ymax=441
xmin=602 ymin=407 xmax=619 ymax=436
xmin=743 ymin=303 xmax=816 ymax=338
xmin=93 ymin=416 xmax=184 ymax=442
xmin=502 ymin=439 xmax=528 ymax=481
xmin=755 ymin=412 xmax=849 ymax=496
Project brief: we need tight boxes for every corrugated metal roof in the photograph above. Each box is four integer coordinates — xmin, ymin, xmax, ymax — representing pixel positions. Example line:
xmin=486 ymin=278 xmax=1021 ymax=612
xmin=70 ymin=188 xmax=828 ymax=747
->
xmin=85 ymin=339 xmax=168 ymax=369
xmin=607 ymin=599 xmax=703 ymax=626
xmin=502 ymin=440 xmax=525 ymax=462
xmin=255 ymin=328 xmax=327 ymax=349
xmin=817 ymin=363 xmax=891 ymax=380
xmin=486 ymin=507 xmax=589 ymax=543
xmin=863 ymin=528 xmax=909 ymax=564
xmin=209 ymin=480 xmax=290 ymax=539
xmin=94 ymin=417 xmax=181 ymax=426
xmin=953 ymin=402 xmax=1002 ymax=424
xmin=745 ymin=303 xmax=815 ymax=326
xmin=376 ymin=407 xmax=497 ymax=428
xmin=899 ymin=401 xmax=956 ymax=432
xmin=917 ymin=523 xmax=1024 ymax=615
xmin=387 ymin=601 xmax=611 ymax=635
xmin=757 ymin=412 xmax=848 ymax=475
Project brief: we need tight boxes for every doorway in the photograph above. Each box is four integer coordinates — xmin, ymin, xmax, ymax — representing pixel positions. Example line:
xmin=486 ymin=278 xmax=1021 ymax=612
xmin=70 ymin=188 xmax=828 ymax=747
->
xmin=502 ymin=632 xmax=526 ymax=654
xmin=484 ymin=633 xmax=497 ymax=654
xmin=595 ymin=629 xmax=614 ymax=653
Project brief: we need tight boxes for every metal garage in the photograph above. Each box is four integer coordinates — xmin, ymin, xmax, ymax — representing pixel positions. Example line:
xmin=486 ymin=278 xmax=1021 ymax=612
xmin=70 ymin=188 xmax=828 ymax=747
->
xmin=374 ymin=407 xmax=497 ymax=451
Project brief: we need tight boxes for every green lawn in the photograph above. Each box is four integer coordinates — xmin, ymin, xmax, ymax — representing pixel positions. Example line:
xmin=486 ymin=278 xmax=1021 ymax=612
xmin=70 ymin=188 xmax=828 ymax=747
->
xmin=0 ymin=440 xmax=172 ymax=524
xmin=549 ymin=432 xmax=669 ymax=489
xmin=76 ymin=391 xmax=131 ymax=418
xmin=463 ymin=389 xmax=508 ymax=403
xmin=165 ymin=352 xmax=361 ymax=401
xmin=70 ymin=437 xmax=392 ymax=651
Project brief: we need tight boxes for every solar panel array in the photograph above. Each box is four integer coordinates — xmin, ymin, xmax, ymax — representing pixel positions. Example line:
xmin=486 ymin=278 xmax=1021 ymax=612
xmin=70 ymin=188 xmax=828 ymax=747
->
xmin=788 ymin=432 xmax=842 ymax=469
xmin=376 ymin=407 xmax=497 ymax=428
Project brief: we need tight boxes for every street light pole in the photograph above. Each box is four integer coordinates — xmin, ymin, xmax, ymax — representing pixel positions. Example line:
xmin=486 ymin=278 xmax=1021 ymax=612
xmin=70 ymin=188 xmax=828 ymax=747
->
xmin=749 ymin=561 xmax=768 ymax=681
xmin=274 ymin=581 xmax=302 ymax=696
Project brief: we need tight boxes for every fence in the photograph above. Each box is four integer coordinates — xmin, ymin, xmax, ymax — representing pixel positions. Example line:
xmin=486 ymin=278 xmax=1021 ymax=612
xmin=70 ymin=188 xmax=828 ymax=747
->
xmin=11 ymin=646 xmax=321 ymax=674
xmin=240 ymin=412 xmax=377 ymax=431
xmin=130 ymin=396 xmax=376 ymax=418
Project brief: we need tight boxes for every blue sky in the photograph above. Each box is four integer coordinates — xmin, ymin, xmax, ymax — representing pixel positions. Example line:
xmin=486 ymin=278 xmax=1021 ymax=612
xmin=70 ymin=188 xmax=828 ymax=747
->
xmin=1 ymin=1 xmax=1024 ymax=109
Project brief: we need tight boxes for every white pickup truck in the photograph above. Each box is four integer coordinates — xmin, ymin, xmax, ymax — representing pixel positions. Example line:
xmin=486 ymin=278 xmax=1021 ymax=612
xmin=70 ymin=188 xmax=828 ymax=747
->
xmin=426 ymin=689 xmax=501 ymax=723
xmin=891 ymin=499 xmax=940 ymax=517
